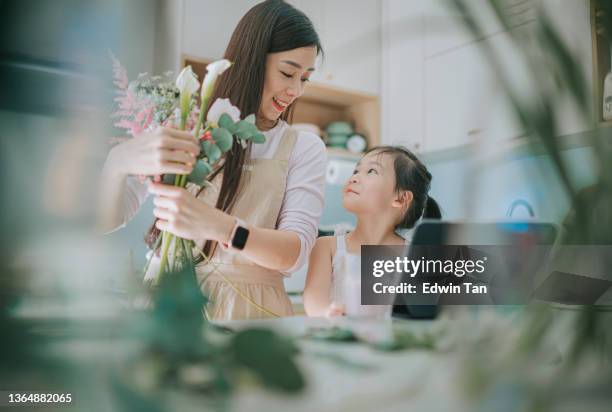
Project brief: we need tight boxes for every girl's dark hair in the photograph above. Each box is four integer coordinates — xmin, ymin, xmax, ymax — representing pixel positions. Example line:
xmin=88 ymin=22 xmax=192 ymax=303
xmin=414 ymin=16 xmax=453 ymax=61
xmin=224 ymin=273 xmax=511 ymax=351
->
xmin=145 ymin=0 xmax=323 ymax=260
xmin=365 ymin=146 xmax=441 ymax=229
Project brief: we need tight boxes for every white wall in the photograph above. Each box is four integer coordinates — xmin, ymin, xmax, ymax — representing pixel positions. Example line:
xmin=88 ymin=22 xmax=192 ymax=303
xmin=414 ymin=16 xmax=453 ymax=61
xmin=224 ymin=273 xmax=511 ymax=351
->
xmin=154 ymin=0 xmax=184 ymax=74
xmin=115 ymin=0 xmax=158 ymax=77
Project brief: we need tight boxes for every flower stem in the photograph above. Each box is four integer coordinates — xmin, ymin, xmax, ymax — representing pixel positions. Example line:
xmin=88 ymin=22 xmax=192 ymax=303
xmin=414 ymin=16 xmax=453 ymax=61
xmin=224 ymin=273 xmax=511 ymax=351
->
xmin=143 ymin=233 xmax=162 ymax=279
xmin=156 ymin=231 xmax=173 ymax=283
xmin=193 ymin=96 xmax=209 ymax=140
xmin=171 ymin=234 xmax=179 ymax=272
xmin=153 ymin=94 xmax=207 ymax=283
xmin=155 ymin=100 xmax=189 ymax=282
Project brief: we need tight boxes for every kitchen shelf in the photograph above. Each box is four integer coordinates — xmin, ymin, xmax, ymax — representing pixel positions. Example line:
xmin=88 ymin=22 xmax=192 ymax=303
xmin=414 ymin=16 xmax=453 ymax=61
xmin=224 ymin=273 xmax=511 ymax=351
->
xmin=182 ymin=54 xmax=380 ymax=149
xmin=295 ymin=81 xmax=380 ymax=149
xmin=325 ymin=147 xmax=362 ymax=160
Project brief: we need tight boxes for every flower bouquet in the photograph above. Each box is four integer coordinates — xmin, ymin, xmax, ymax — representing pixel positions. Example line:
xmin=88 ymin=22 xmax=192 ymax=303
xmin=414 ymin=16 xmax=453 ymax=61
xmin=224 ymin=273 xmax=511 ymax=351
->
xmin=110 ymin=53 xmax=265 ymax=284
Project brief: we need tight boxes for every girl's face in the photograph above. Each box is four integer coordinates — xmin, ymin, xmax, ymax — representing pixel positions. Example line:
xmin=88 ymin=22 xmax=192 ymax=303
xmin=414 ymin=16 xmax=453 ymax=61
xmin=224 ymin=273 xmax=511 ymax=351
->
xmin=342 ymin=151 xmax=410 ymax=216
xmin=259 ymin=46 xmax=317 ymax=127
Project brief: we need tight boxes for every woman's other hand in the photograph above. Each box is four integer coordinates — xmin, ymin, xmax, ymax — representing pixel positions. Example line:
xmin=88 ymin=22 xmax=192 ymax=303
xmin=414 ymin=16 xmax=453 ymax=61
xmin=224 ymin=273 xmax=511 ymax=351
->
xmin=148 ymin=183 xmax=234 ymax=242
xmin=108 ymin=127 xmax=200 ymax=177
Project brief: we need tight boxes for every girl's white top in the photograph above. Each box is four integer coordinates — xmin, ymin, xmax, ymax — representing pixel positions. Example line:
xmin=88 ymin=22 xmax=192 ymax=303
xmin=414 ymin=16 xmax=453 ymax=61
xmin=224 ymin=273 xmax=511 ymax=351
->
xmin=117 ymin=120 xmax=327 ymax=274
xmin=331 ymin=229 xmax=409 ymax=316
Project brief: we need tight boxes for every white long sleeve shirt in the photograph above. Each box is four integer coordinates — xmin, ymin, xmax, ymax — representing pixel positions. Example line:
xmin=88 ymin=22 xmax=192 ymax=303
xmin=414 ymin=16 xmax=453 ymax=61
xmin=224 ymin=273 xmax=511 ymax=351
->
xmin=119 ymin=120 xmax=327 ymax=274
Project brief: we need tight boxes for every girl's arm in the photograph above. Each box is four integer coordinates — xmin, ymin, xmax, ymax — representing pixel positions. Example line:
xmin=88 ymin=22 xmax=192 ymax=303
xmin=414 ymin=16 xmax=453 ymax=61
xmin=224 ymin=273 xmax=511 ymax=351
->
xmin=303 ymin=236 xmax=335 ymax=316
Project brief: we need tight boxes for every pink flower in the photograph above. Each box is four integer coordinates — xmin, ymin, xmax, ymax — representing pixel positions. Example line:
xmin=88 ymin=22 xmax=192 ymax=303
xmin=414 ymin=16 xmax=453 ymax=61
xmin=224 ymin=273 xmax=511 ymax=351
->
xmin=109 ymin=51 xmax=128 ymax=91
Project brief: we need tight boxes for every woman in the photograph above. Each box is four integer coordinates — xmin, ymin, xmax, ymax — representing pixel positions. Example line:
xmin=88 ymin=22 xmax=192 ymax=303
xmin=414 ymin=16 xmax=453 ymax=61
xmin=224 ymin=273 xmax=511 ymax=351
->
xmin=99 ymin=0 xmax=326 ymax=320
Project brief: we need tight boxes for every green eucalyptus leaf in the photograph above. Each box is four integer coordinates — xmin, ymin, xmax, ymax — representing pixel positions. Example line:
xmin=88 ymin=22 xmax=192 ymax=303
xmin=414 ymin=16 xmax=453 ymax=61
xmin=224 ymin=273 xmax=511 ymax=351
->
xmin=231 ymin=328 xmax=304 ymax=393
xmin=187 ymin=159 xmax=213 ymax=185
xmin=203 ymin=140 xmax=222 ymax=163
xmin=308 ymin=327 xmax=357 ymax=342
xmin=235 ymin=120 xmax=258 ymax=139
xmin=212 ymin=127 xmax=233 ymax=152
xmin=250 ymin=132 xmax=266 ymax=143
xmin=152 ymin=265 xmax=208 ymax=355
xmin=218 ymin=113 xmax=236 ymax=133
xmin=244 ymin=114 xmax=256 ymax=124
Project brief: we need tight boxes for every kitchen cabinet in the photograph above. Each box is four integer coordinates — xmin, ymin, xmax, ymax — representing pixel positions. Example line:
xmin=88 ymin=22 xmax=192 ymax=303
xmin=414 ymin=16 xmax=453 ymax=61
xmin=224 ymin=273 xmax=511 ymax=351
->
xmin=380 ymin=0 xmax=425 ymax=151
xmin=290 ymin=0 xmax=381 ymax=95
xmin=423 ymin=0 xmax=538 ymax=59
xmin=382 ymin=0 xmax=594 ymax=154
xmin=317 ymin=0 xmax=381 ymax=95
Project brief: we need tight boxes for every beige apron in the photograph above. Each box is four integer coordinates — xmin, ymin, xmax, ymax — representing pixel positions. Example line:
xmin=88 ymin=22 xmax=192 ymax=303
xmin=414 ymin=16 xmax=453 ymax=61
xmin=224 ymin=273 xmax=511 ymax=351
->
xmin=193 ymin=127 xmax=297 ymax=321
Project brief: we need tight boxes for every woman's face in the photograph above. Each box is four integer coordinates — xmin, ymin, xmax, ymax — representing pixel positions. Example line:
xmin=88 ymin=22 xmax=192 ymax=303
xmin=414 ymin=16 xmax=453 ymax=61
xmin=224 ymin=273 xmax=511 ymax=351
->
xmin=259 ymin=46 xmax=317 ymax=127
xmin=342 ymin=151 xmax=409 ymax=216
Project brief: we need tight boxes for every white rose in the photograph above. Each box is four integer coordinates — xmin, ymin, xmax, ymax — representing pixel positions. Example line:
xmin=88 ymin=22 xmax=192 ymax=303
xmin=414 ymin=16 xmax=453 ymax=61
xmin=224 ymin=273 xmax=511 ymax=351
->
xmin=207 ymin=98 xmax=241 ymax=124
xmin=201 ymin=59 xmax=232 ymax=101
xmin=176 ymin=65 xmax=200 ymax=96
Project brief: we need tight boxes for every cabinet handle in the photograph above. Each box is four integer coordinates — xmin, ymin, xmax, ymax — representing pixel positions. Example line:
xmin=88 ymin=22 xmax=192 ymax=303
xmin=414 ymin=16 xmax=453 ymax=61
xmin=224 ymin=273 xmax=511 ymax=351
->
xmin=467 ymin=128 xmax=483 ymax=136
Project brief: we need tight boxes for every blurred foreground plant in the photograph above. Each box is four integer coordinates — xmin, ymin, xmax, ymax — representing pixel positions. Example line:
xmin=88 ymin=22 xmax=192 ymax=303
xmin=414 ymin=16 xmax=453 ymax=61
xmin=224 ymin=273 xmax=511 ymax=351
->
xmin=449 ymin=0 xmax=612 ymax=409
xmin=112 ymin=264 xmax=305 ymax=411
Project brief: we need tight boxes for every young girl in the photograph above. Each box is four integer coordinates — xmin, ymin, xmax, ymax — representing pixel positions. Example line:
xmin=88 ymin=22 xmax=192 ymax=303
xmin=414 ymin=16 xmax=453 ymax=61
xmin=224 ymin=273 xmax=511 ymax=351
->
xmin=99 ymin=1 xmax=326 ymax=320
xmin=304 ymin=146 xmax=441 ymax=316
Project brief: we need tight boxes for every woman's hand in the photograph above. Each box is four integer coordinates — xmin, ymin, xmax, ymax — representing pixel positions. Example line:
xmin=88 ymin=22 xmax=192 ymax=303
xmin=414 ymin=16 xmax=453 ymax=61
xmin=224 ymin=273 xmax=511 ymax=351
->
xmin=148 ymin=183 xmax=234 ymax=242
xmin=108 ymin=127 xmax=200 ymax=177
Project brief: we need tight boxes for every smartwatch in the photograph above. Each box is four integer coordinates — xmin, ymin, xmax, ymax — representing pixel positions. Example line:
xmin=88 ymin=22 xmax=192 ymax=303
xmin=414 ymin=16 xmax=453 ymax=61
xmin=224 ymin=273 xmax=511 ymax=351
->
xmin=228 ymin=218 xmax=250 ymax=251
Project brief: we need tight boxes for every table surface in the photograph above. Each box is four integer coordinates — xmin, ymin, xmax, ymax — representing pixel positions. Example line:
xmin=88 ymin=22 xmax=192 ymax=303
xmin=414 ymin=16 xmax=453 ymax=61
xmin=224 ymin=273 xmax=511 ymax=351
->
xmin=209 ymin=314 xmax=473 ymax=412
xmin=14 ymin=299 xmax=585 ymax=412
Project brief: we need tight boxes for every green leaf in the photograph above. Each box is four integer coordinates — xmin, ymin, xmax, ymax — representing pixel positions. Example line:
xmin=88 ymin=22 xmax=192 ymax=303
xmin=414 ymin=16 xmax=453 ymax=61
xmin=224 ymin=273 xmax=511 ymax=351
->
xmin=212 ymin=127 xmax=233 ymax=152
xmin=249 ymin=132 xmax=265 ymax=143
xmin=218 ymin=113 xmax=236 ymax=133
xmin=371 ymin=330 xmax=437 ymax=352
xmin=231 ymin=328 xmax=304 ymax=393
xmin=202 ymin=140 xmax=222 ymax=163
xmin=235 ymin=120 xmax=258 ymax=139
xmin=152 ymin=265 xmax=208 ymax=355
xmin=244 ymin=114 xmax=256 ymax=124
xmin=187 ymin=159 xmax=212 ymax=185
xmin=308 ymin=327 xmax=357 ymax=342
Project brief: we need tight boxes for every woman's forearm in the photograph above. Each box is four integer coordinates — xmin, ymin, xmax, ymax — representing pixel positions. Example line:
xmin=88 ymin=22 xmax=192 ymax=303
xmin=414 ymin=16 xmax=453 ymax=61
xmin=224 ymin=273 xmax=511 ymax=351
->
xmin=147 ymin=183 xmax=302 ymax=272
xmin=241 ymin=227 xmax=301 ymax=272
xmin=208 ymin=214 xmax=301 ymax=272
xmin=97 ymin=148 xmax=129 ymax=233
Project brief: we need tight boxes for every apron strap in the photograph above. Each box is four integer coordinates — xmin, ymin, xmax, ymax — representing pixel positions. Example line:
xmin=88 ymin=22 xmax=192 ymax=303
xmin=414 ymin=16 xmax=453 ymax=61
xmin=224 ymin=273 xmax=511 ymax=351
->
xmin=273 ymin=127 xmax=298 ymax=162
xmin=336 ymin=234 xmax=347 ymax=255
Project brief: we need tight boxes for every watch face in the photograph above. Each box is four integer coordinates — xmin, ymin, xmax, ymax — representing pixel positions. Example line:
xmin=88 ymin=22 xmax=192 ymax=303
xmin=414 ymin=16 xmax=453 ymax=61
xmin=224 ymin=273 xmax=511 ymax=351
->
xmin=232 ymin=226 xmax=249 ymax=250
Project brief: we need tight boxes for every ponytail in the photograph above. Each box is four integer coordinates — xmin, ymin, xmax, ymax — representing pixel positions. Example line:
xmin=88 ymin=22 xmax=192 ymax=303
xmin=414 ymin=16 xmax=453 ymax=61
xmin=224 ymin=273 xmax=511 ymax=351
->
xmin=424 ymin=196 xmax=441 ymax=220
